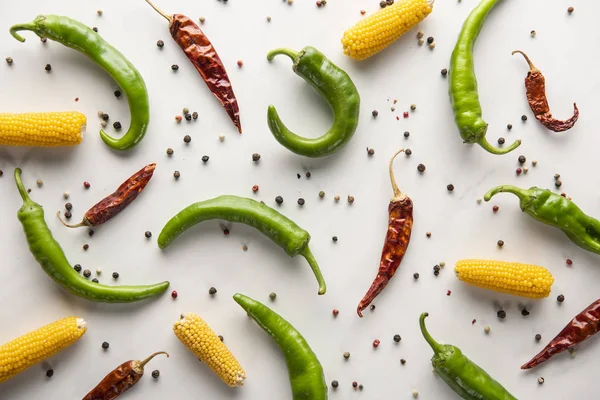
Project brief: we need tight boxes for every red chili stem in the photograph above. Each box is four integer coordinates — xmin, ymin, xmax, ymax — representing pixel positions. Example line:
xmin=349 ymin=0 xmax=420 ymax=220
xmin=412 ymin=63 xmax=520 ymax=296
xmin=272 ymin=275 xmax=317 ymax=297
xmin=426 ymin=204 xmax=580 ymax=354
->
xmin=140 ymin=351 xmax=169 ymax=368
xmin=144 ymin=0 xmax=173 ymax=23
xmin=56 ymin=211 xmax=89 ymax=228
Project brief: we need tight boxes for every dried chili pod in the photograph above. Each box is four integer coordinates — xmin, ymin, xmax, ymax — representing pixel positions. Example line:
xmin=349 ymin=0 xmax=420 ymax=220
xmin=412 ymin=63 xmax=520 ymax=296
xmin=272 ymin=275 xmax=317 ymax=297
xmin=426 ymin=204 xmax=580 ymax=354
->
xmin=144 ymin=0 xmax=242 ymax=133
xmin=58 ymin=163 xmax=155 ymax=228
xmin=82 ymin=351 xmax=168 ymax=400
xmin=357 ymin=149 xmax=413 ymax=317
xmin=521 ymin=298 xmax=600 ymax=369
xmin=513 ymin=50 xmax=578 ymax=132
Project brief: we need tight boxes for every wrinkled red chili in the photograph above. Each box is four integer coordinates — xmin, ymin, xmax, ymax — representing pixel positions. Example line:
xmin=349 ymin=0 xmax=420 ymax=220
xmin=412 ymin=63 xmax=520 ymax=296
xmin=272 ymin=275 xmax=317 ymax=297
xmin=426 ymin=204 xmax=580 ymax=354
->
xmin=58 ymin=163 xmax=155 ymax=228
xmin=521 ymin=298 xmax=600 ymax=369
xmin=144 ymin=0 xmax=242 ymax=133
xmin=83 ymin=351 xmax=168 ymax=399
xmin=357 ymin=149 xmax=413 ymax=317
xmin=513 ymin=50 xmax=578 ymax=132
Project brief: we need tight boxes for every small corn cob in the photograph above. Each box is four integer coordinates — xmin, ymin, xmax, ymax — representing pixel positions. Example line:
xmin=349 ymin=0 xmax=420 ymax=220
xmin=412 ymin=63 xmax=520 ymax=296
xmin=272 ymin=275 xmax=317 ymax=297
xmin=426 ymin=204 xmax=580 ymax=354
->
xmin=173 ymin=312 xmax=246 ymax=387
xmin=0 ymin=316 xmax=87 ymax=383
xmin=0 ymin=111 xmax=86 ymax=147
xmin=341 ymin=0 xmax=434 ymax=60
xmin=455 ymin=259 xmax=554 ymax=299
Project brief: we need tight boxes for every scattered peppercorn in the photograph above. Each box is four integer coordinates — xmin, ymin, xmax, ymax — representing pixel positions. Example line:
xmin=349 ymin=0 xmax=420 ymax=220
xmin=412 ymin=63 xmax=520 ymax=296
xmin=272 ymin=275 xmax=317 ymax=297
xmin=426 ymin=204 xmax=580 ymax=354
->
xmin=516 ymin=168 xmax=522 ymax=175
xmin=152 ymin=370 xmax=160 ymax=379
xmin=484 ymin=325 xmax=491 ymax=334
xmin=166 ymin=148 xmax=174 ymax=155
xmin=372 ymin=110 xmax=379 ymax=117
xmin=359 ymin=384 xmax=364 ymax=390
xmin=0 ymin=170 xmax=3 ymax=176
xmin=412 ymin=390 xmax=419 ymax=398
xmin=175 ymin=115 xmax=182 ymax=123
xmin=252 ymin=153 xmax=261 ymax=162
xmin=252 ymin=185 xmax=259 ymax=193
xmin=269 ymin=292 xmax=277 ymax=301
xmin=64 ymin=211 xmax=72 ymax=219
xmin=102 ymin=342 xmax=109 ymax=350
xmin=223 ymin=228 xmax=230 ymax=236
xmin=171 ymin=290 xmax=178 ymax=299
xmin=493 ymin=205 xmax=499 ymax=213
xmin=145 ymin=231 xmax=152 ymax=239
xmin=535 ymin=334 xmax=542 ymax=341
xmin=426 ymin=232 xmax=432 ymax=238
xmin=393 ymin=334 xmax=401 ymax=343
xmin=373 ymin=339 xmax=380 ymax=348
xmin=296 ymin=173 xmax=301 ymax=179
xmin=275 ymin=196 xmax=283 ymax=204
xmin=403 ymin=111 xmax=410 ymax=118
xmin=112 ymin=272 xmax=119 ymax=279
xmin=370 ymin=305 xmax=376 ymax=311
xmin=403 ymin=131 xmax=410 ymax=138
xmin=441 ymin=68 xmax=448 ymax=76
xmin=557 ymin=294 xmax=565 ymax=303
xmin=319 ymin=191 xmax=325 ymax=199
xmin=83 ymin=269 xmax=91 ymax=278
xmin=518 ymin=155 xmax=526 ymax=164
xmin=400 ymin=359 xmax=406 ymax=365
xmin=507 ymin=124 xmax=513 ymax=130
xmin=83 ymin=244 xmax=89 ymax=251
xmin=367 ymin=148 xmax=375 ymax=156
xmin=201 ymin=155 xmax=209 ymax=163
xmin=343 ymin=352 xmax=350 ymax=359
xmin=157 ymin=40 xmax=164 ymax=48
xmin=405 ymin=149 xmax=412 ymax=156
xmin=171 ymin=64 xmax=179 ymax=71
xmin=352 ymin=381 xmax=358 ymax=389
xmin=173 ymin=171 xmax=180 ymax=179
xmin=379 ymin=0 xmax=387 ymax=8
xmin=332 ymin=236 xmax=338 ymax=242
xmin=184 ymin=113 xmax=192 ymax=121
xmin=566 ymin=259 xmax=573 ymax=266
xmin=334 ymin=195 xmax=340 ymax=202
xmin=498 ymin=137 xmax=506 ymax=145
xmin=84 ymin=181 xmax=91 ymax=189
xmin=96 ymin=268 xmax=102 ymax=275
xmin=192 ymin=111 xmax=198 ymax=120
xmin=46 ymin=369 xmax=54 ymax=378
xmin=101 ymin=113 xmax=109 ymax=121
xmin=417 ymin=164 xmax=426 ymax=173
xmin=567 ymin=6 xmax=574 ymax=13
xmin=538 ymin=377 xmax=544 ymax=385
xmin=497 ymin=240 xmax=504 ymax=247
xmin=497 ymin=310 xmax=506 ymax=319
xmin=555 ymin=180 xmax=563 ymax=188
xmin=427 ymin=36 xmax=434 ymax=44
xmin=447 ymin=184 xmax=454 ymax=192
xmin=521 ymin=115 xmax=528 ymax=121
xmin=73 ymin=264 xmax=82 ymax=273
xmin=331 ymin=380 xmax=339 ymax=389
xmin=92 ymin=278 xmax=99 ymax=284
xmin=183 ymin=135 xmax=191 ymax=143
xmin=413 ymin=273 xmax=419 ymax=280
xmin=530 ymin=30 xmax=536 ymax=37
xmin=5 ymin=57 xmax=13 ymax=65
xmin=348 ymin=195 xmax=355 ymax=204
xmin=113 ymin=121 xmax=122 ymax=130
xmin=36 ymin=179 xmax=43 ymax=187
xmin=521 ymin=308 xmax=530 ymax=316
xmin=45 ymin=63 xmax=51 ymax=72
xmin=92 ymin=27 xmax=98 ymax=32
xmin=209 ymin=287 xmax=217 ymax=295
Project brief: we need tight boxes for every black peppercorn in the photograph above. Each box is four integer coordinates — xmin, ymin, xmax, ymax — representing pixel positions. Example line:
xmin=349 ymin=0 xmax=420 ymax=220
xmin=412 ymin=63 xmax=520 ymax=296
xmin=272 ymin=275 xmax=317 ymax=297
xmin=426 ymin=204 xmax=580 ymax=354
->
xmin=145 ymin=231 xmax=152 ymax=238
xmin=332 ymin=236 xmax=338 ymax=242
xmin=152 ymin=370 xmax=160 ymax=379
xmin=498 ymin=137 xmax=506 ymax=145
xmin=209 ymin=287 xmax=217 ymax=295
xmin=252 ymin=153 xmax=261 ymax=162
xmin=44 ymin=63 xmax=51 ymax=72
xmin=157 ymin=40 xmax=164 ymax=48
xmin=102 ymin=341 xmax=110 ymax=350
xmin=171 ymin=64 xmax=179 ymax=71
xmin=112 ymin=272 xmax=119 ymax=279
xmin=331 ymin=380 xmax=339 ymax=389
xmin=114 ymin=90 xmax=121 ymax=98
xmin=393 ymin=334 xmax=401 ymax=343
xmin=201 ymin=155 xmax=209 ymax=163
xmin=405 ymin=149 xmax=412 ymax=156
xmin=521 ymin=115 xmax=528 ymax=121
xmin=535 ymin=334 xmax=542 ymax=341
xmin=92 ymin=278 xmax=99 ymax=283
xmin=497 ymin=310 xmax=506 ymax=319
xmin=113 ymin=121 xmax=122 ymax=130
xmin=74 ymin=264 xmax=82 ymax=273
xmin=297 ymin=198 xmax=305 ymax=206
xmin=427 ymin=36 xmax=434 ymax=44
xmin=521 ymin=308 xmax=530 ymax=316
xmin=183 ymin=135 xmax=191 ymax=143
xmin=65 ymin=202 xmax=73 ymax=210
xmin=372 ymin=110 xmax=379 ymax=117
xmin=404 ymin=131 xmax=410 ymax=138
xmin=441 ymin=68 xmax=448 ymax=76
xmin=413 ymin=273 xmax=419 ymax=280
xmin=46 ymin=369 xmax=54 ymax=378
xmin=185 ymin=113 xmax=192 ymax=121
xmin=192 ymin=112 xmax=198 ymax=120
xmin=275 ymin=196 xmax=283 ymax=204
xmin=447 ymin=184 xmax=454 ymax=192
xmin=518 ymin=155 xmax=526 ymax=164
xmin=417 ymin=163 xmax=426 ymax=172
xmin=557 ymin=294 xmax=565 ymax=303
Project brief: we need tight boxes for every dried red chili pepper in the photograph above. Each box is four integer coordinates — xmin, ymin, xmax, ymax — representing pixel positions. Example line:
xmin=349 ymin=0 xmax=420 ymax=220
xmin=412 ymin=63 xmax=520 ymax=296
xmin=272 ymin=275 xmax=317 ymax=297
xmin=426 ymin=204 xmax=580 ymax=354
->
xmin=83 ymin=351 xmax=168 ymax=400
xmin=521 ymin=298 xmax=600 ymax=369
xmin=513 ymin=50 xmax=578 ymax=132
xmin=144 ymin=0 xmax=242 ymax=133
xmin=58 ymin=163 xmax=155 ymax=228
xmin=357 ymin=149 xmax=413 ymax=317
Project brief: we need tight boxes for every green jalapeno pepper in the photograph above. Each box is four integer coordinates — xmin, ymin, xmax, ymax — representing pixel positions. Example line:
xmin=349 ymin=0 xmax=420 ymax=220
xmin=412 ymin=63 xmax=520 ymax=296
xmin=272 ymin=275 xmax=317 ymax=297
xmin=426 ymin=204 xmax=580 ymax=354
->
xmin=449 ymin=0 xmax=521 ymax=155
xmin=158 ymin=195 xmax=326 ymax=294
xmin=14 ymin=168 xmax=169 ymax=302
xmin=420 ymin=313 xmax=518 ymax=400
xmin=266 ymin=46 xmax=360 ymax=158
xmin=10 ymin=15 xmax=150 ymax=151
xmin=485 ymin=185 xmax=600 ymax=255
xmin=234 ymin=293 xmax=327 ymax=400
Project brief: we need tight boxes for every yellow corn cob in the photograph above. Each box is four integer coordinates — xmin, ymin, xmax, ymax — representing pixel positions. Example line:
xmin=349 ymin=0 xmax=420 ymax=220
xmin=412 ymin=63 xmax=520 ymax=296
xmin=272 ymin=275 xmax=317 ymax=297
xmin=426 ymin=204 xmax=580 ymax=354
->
xmin=174 ymin=312 xmax=246 ymax=387
xmin=341 ymin=0 xmax=434 ymax=60
xmin=0 ymin=111 xmax=86 ymax=147
xmin=0 ymin=316 xmax=87 ymax=383
xmin=455 ymin=259 xmax=554 ymax=299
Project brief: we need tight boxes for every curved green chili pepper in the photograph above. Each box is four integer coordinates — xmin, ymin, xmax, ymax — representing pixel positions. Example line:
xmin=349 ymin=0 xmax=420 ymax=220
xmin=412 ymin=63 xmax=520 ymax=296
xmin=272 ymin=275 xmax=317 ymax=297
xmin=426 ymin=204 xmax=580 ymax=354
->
xmin=233 ymin=293 xmax=327 ymax=400
xmin=419 ymin=313 xmax=518 ymax=400
xmin=158 ymin=195 xmax=326 ymax=295
xmin=10 ymin=15 xmax=150 ymax=150
xmin=266 ymin=46 xmax=360 ymax=158
xmin=485 ymin=185 xmax=600 ymax=255
xmin=14 ymin=169 xmax=169 ymax=302
xmin=449 ymin=0 xmax=521 ymax=155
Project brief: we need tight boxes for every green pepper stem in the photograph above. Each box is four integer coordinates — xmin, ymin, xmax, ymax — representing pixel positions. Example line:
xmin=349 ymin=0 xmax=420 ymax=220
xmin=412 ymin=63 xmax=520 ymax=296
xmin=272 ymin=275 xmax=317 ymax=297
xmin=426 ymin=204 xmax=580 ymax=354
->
xmin=14 ymin=168 xmax=33 ymax=203
xmin=139 ymin=351 xmax=169 ymax=368
xmin=267 ymin=48 xmax=301 ymax=63
xmin=301 ymin=246 xmax=327 ymax=295
xmin=144 ymin=0 xmax=173 ymax=24
xmin=484 ymin=185 xmax=530 ymax=202
xmin=9 ymin=23 xmax=36 ymax=42
xmin=478 ymin=135 xmax=521 ymax=155
xmin=419 ymin=313 xmax=444 ymax=354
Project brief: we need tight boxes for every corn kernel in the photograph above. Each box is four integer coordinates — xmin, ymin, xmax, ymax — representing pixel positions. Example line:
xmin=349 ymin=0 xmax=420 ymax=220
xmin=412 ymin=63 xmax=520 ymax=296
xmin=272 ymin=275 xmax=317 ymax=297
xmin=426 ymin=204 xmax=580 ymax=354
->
xmin=174 ymin=312 xmax=245 ymax=387
xmin=342 ymin=0 xmax=434 ymax=60
xmin=0 ymin=112 xmax=86 ymax=147
xmin=0 ymin=317 xmax=87 ymax=383
xmin=455 ymin=259 xmax=554 ymax=299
